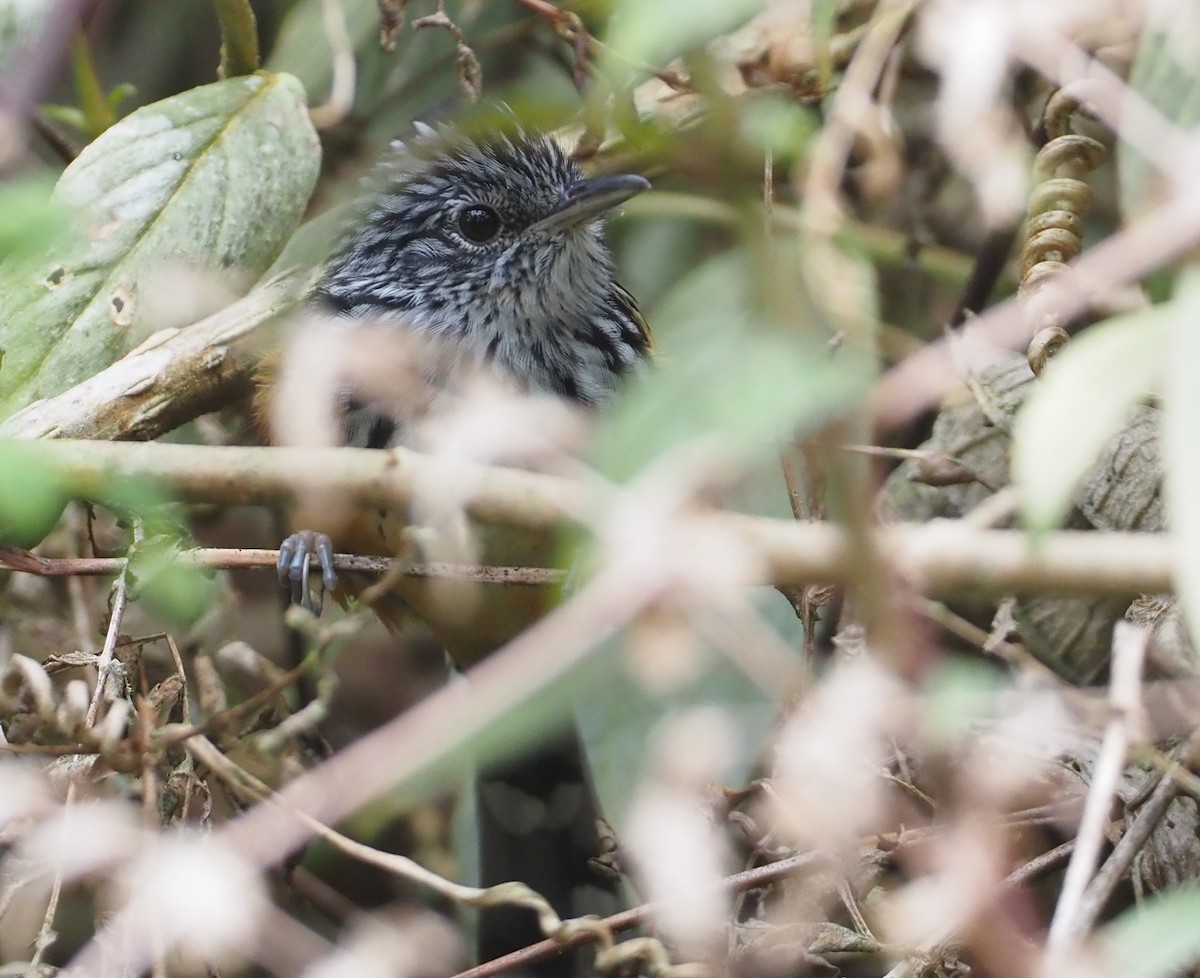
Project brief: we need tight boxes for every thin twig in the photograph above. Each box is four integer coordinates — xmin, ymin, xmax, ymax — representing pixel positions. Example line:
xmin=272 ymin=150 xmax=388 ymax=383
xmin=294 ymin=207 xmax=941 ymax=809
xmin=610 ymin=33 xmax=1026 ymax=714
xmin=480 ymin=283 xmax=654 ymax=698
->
xmin=1003 ymin=839 xmax=1075 ymax=889
xmin=156 ymin=657 xmax=315 ymax=748
xmin=61 ymin=559 xmax=660 ymax=978
xmin=0 ymin=544 xmax=566 ymax=586
xmin=24 ymin=783 xmax=74 ymax=978
xmin=84 ymin=550 xmax=133 ymax=727
xmin=26 ymin=526 xmax=136 ymax=972
xmin=451 ymin=850 xmax=828 ymax=978
xmin=881 ymin=835 xmax=1079 ymax=978
xmin=163 ymin=634 xmax=190 ymax=729
xmin=1046 ymin=622 xmax=1149 ymax=952
xmin=1069 ymin=733 xmax=1200 ymax=935
xmin=64 ymin=506 xmax=96 ymax=653
xmin=308 ymin=0 xmax=356 ymax=129
xmin=188 ymin=734 xmax=634 ymax=966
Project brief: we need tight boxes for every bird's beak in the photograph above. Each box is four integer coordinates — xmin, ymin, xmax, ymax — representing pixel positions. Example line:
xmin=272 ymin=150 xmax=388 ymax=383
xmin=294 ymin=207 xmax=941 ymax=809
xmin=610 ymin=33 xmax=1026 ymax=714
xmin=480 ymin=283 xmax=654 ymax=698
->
xmin=533 ymin=173 xmax=650 ymax=234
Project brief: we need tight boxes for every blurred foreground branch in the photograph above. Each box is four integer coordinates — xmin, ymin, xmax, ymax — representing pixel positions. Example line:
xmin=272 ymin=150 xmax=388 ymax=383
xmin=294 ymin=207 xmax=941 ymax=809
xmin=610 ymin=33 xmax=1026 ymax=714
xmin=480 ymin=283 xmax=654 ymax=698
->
xmin=16 ymin=440 xmax=1177 ymax=598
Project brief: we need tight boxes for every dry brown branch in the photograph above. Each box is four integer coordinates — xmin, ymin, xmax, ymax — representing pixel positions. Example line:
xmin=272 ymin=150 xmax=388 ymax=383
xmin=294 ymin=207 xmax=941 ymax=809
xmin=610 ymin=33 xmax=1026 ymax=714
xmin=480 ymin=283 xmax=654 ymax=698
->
xmin=0 ymin=269 xmax=308 ymax=441
xmin=33 ymin=439 xmax=590 ymax=528
xmin=51 ymin=575 xmax=1196 ymax=978
xmin=1067 ymin=735 xmax=1200 ymax=938
xmin=61 ymin=563 xmax=649 ymax=977
xmin=0 ymin=544 xmax=565 ymax=586
xmin=23 ymin=532 xmax=138 ymax=972
xmin=187 ymin=733 xmax=655 ymax=971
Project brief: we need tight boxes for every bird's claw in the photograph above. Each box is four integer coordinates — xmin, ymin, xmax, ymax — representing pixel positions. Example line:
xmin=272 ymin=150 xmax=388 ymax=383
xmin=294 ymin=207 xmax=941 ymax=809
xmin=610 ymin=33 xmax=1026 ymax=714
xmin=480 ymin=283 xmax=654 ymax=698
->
xmin=277 ymin=530 xmax=338 ymax=615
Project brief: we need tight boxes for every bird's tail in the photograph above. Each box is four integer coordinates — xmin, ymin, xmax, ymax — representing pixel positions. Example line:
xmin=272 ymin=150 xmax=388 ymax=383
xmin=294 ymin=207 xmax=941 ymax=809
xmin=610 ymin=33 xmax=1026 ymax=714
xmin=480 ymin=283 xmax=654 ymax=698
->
xmin=475 ymin=728 xmax=625 ymax=978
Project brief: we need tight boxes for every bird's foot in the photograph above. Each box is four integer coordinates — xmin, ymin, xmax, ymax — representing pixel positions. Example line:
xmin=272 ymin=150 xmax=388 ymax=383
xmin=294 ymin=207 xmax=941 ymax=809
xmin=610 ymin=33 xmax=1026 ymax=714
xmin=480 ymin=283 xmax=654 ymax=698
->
xmin=277 ymin=530 xmax=338 ymax=614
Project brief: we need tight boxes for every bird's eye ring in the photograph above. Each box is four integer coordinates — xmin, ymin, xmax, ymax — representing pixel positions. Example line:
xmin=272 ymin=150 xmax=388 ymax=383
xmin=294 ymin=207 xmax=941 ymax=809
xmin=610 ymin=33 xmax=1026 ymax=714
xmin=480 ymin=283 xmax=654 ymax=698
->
xmin=457 ymin=205 xmax=501 ymax=243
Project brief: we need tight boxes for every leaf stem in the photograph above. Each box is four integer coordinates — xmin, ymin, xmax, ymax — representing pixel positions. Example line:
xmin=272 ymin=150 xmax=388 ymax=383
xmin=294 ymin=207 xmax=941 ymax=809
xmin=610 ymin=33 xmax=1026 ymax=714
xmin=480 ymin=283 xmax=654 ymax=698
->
xmin=212 ymin=0 xmax=260 ymax=78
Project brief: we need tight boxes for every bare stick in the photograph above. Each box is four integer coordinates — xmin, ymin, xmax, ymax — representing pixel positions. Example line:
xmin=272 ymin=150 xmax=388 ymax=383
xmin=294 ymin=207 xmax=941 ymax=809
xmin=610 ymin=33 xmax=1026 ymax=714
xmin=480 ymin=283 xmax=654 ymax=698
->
xmin=4 ymin=441 xmax=1181 ymax=597
xmin=1046 ymin=622 xmax=1149 ymax=951
xmin=84 ymin=553 xmax=132 ymax=726
xmin=1069 ymin=734 xmax=1200 ymax=937
xmin=0 ymin=544 xmax=565 ymax=586
xmin=0 ymin=270 xmax=306 ymax=442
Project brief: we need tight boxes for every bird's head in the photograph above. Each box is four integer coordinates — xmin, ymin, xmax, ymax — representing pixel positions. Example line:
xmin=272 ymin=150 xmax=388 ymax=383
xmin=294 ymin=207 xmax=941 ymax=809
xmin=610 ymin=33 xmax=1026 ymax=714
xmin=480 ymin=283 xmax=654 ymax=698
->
xmin=320 ymin=127 xmax=648 ymax=328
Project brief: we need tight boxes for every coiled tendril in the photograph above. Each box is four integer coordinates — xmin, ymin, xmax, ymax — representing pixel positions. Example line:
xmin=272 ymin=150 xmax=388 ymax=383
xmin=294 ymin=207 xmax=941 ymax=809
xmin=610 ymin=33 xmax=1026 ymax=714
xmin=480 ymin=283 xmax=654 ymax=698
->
xmin=1019 ymin=86 xmax=1108 ymax=369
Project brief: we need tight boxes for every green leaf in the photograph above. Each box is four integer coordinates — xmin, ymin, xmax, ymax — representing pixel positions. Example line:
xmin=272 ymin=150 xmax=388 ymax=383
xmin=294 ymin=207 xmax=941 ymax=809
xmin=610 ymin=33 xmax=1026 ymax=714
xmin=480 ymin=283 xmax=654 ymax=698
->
xmin=594 ymin=250 xmax=871 ymax=482
xmin=0 ymin=175 xmax=70 ymax=263
xmin=0 ymin=72 xmax=320 ymax=419
xmin=1119 ymin=11 xmax=1200 ymax=220
xmin=70 ymin=30 xmax=118 ymax=138
xmin=920 ymin=659 xmax=1006 ymax=746
xmin=0 ymin=440 xmax=69 ymax=548
xmin=576 ymin=635 xmax=779 ymax=828
xmin=1101 ymin=885 xmax=1200 ymax=978
xmin=738 ymin=95 xmax=818 ymax=165
xmin=605 ymin=0 xmax=766 ymax=68
xmin=1164 ymin=269 xmax=1200 ymax=667
xmin=1012 ymin=303 xmax=1171 ymax=532
xmin=40 ymin=103 xmax=88 ymax=132
xmin=128 ymin=534 xmax=216 ymax=627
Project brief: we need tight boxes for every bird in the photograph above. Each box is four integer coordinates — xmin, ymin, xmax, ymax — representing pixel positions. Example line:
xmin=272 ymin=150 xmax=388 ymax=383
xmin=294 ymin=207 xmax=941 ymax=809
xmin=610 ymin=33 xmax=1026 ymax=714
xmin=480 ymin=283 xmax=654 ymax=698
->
xmin=269 ymin=120 xmax=652 ymax=975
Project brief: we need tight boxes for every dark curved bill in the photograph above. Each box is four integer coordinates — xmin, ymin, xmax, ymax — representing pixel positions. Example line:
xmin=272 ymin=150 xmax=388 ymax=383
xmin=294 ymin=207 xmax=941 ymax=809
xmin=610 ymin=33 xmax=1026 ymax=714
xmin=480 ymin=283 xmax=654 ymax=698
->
xmin=533 ymin=173 xmax=650 ymax=233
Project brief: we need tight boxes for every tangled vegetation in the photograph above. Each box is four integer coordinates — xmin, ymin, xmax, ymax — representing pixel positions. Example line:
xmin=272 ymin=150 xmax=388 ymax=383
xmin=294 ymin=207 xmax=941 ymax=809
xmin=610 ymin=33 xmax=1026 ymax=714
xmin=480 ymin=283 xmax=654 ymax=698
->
xmin=2 ymin=2 xmax=1200 ymax=977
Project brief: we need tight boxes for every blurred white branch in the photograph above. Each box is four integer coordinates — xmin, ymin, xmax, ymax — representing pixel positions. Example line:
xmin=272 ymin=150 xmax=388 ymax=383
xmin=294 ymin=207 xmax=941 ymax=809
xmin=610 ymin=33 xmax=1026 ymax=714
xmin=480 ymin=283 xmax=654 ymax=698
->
xmin=17 ymin=439 xmax=1177 ymax=598
xmin=1045 ymin=621 xmax=1148 ymax=952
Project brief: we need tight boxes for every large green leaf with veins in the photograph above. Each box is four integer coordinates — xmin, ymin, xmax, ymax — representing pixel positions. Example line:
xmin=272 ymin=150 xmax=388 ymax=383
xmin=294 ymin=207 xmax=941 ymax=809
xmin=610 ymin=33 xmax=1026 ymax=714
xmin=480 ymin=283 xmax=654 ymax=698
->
xmin=0 ymin=72 xmax=320 ymax=418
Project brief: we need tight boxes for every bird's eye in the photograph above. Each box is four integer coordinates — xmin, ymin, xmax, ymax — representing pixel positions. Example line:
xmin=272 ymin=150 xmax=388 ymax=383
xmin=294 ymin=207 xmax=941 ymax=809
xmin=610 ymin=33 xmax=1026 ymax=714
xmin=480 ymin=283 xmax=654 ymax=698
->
xmin=457 ymin=205 xmax=501 ymax=243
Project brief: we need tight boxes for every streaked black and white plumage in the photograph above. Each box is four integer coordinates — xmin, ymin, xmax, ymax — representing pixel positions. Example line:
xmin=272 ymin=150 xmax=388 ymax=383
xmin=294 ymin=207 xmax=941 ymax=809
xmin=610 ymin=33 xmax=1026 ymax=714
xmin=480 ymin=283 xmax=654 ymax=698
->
xmin=275 ymin=124 xmax=652 ymax=978
xmin=316 ymin=125 xmax=651 ymax=406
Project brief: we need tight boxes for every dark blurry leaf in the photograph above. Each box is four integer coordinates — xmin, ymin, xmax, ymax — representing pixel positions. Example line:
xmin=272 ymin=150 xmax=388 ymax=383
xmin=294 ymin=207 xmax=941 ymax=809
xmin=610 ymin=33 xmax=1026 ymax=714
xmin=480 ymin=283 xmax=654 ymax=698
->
xmin=0 ymin=72 xmax=320 ymax=418
xmin=595 ymin=250 xmax=870 ymax=482
xmin=1012 ymin=300 xmax=1169 ymax=533
xmin=1119 ymin=11 xmax=1200 ymax=220
xmin=1102 ymin=885 xmax=1200 ymax=978
xmin=0 ymin=175 xmax=70 ymax=262
xmin=605 ymin=0 xmax=765 ymax=67
xmin=0 ymin=0 xmax=49 ymax=73
xmin=0 ymin=439 xmax=69 ymax=548
xmin=1164 ymin=270 xmax=1200 ymax=667
xmin=576 ymin=630 xmax=779 ymax=827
